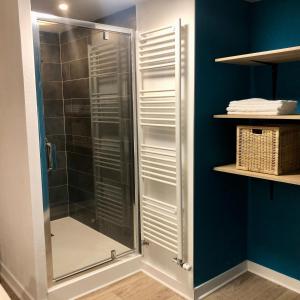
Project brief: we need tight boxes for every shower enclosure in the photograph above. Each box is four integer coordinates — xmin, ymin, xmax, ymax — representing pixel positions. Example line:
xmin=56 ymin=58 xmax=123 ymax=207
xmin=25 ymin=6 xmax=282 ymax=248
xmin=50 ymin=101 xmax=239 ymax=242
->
xmin=32 ymin=13 xmax=138 ymax=282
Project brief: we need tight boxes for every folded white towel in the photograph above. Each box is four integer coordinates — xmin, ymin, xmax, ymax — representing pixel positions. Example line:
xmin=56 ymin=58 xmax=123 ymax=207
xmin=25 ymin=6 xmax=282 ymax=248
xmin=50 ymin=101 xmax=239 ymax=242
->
xmin=228 ymin=111 xmax=291 ymax=115
xmin=226 ymin=106 xmax=296 ymax=113
xmin=226 ymin=98 xmax=297 ymax=115
xmin=229 ymin=99 xmax=297 ymax=107
xmin=229 ymin=98 xmax=269 ymax=106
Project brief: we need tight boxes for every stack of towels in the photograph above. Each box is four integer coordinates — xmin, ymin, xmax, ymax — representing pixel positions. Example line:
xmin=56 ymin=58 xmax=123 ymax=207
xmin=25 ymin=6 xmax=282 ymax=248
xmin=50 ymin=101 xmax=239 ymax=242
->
xmin=226 ymin=98 xmax=298 ymax=115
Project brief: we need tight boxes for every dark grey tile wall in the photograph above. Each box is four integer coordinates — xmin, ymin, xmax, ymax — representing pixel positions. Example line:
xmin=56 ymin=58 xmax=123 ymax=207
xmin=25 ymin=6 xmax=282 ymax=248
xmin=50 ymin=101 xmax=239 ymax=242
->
xmin=39 ymin=31 xmax=69 ymax=220
xmin=60 ymin=28 xmax=96 ymax=228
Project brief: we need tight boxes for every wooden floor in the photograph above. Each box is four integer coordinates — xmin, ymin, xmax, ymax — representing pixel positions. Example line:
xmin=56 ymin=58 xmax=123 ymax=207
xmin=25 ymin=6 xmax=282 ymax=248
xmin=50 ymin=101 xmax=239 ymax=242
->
xmin=78 ymin=272 xmax=184 ymax=300
xmin=205 ymin=272 xmax=300 ymax=300
xmin=79 ymin=271 xmax=300 ymax=300
xmin=2 ymin=271 xmax=300 ymax=300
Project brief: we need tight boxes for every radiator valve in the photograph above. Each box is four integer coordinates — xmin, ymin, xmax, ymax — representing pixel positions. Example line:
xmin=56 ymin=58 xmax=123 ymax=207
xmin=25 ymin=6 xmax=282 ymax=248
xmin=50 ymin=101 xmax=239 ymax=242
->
xmin=173 ymin=258 xmax=192 ymax=271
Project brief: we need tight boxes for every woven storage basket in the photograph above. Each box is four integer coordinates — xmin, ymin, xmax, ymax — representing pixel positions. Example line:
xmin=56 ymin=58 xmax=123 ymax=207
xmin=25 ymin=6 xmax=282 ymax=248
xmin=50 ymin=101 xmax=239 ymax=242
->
xmin=236 ymin=125 xmax=300 ymax=175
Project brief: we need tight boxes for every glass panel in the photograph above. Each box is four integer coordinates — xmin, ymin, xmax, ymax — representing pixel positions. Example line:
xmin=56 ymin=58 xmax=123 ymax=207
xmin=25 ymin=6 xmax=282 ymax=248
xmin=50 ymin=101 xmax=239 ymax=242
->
xmin=37 ymin=20 xmax=135 ymax=280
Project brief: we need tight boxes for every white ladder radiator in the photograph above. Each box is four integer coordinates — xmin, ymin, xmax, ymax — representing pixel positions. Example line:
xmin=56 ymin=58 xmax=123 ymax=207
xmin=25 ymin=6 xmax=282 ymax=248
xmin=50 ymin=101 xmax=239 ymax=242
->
xmin=137 ymin=20 xmax=190 ymax=270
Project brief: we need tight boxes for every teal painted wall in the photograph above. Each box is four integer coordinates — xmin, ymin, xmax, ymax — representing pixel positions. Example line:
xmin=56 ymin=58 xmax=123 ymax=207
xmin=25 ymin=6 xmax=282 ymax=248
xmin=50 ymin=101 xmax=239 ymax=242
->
xmin=248 ymin=0 xmax=300 ymax=281
xmin=194 ymin=0 xmax=250 ymax=285
xmin=195 ymin=0 xmax=300 ymax=287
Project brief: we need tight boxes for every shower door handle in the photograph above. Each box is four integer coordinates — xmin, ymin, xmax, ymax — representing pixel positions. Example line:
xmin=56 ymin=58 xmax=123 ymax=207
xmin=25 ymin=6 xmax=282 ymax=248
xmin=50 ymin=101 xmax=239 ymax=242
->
xmin=45 ymin=139 xmax=57 ymax=172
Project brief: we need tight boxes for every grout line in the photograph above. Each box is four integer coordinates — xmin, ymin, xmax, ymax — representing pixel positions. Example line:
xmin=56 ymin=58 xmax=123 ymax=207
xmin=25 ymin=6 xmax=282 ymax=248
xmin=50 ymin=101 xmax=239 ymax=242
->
xmin=67 ymin=167 xmax=94 ymax=177
xmin=63 ymin=77 xmax=89 ymax=82
xmin=41 ymin=62 xmax=61 ymax=65
xmin=67 ymin=151 xmax=93 ymax=158
xmin=49 ymin=184 xmax=69 ymax=190
xmin=68 ymin=185 xmax=94 ymax=195
xmin=62 ymin=57 xmax=89 ymax=64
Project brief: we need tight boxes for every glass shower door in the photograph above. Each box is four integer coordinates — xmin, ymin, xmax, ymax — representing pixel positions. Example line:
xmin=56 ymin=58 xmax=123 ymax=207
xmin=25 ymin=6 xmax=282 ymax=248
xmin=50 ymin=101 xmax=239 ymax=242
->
xmin=34 ymin=15 xmax=137 ymax=281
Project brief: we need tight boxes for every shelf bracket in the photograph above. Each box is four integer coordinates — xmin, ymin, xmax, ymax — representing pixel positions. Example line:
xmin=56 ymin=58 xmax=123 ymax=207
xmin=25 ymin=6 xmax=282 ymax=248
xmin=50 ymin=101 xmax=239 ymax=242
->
xmin=252 ymin=61 xmax=278 ymax=100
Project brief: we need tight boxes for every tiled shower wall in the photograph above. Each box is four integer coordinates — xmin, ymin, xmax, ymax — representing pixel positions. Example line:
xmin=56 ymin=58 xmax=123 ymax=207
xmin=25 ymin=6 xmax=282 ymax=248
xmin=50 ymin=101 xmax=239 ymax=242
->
xmin=61 ymin=29 xmax=96 ymax=228
xmin=40 ymin=31 xmax=69 ymax=220
xmin=40 ymin=29 xmax=96 ymax=223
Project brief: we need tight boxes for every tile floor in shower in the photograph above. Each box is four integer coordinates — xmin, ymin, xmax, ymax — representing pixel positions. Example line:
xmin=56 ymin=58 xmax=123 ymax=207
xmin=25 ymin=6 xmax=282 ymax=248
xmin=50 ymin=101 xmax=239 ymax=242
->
xmin=51 ymin=217 xmax=130 ymax=278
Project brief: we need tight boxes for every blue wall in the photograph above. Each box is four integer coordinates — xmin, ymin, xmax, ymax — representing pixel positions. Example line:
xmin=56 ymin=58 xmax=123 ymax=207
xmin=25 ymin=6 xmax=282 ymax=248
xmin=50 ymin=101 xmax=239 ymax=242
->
xmin=194 ymin=0 xmax=250 ymax=286
xmin=250 ymin=0 xmax=300 ymax=52
xmin=195 ymin=0 xmax=300 ymax=287
xmin=248 ymin=0 xmax=300 ymax=282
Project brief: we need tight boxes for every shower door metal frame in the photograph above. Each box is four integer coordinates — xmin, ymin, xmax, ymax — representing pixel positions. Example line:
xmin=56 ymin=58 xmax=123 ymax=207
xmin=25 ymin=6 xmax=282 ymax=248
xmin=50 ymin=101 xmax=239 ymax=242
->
xmin=32 ymin=12 xmax=139 ymax=286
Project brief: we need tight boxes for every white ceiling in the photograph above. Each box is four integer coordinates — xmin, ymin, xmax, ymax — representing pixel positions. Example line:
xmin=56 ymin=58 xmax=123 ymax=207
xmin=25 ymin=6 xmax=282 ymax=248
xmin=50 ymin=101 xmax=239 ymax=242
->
xmin=30 ymin=0 xmax=146 ymax=21
xmin=31 ymin=0 xmax=262 ymax=22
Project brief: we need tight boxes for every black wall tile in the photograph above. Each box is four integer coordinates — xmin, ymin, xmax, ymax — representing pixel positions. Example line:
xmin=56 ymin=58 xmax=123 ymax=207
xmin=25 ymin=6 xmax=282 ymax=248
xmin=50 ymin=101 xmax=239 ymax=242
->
xmin=62 ymin=59 xmax=89 ymax=81
xmin=42 ymin=81 xmax=63 ymax=100
xmin=68 ymin=169 xmax=94 ymax=193
xmin=70 ymin=58 xmax=89 ymax=79
xmin=66 ymin=135 xmax=93 ymax=155
xmin=40 ymin=44 xmax=60 ymax=64
xmin=65 ymin=117 xmax=92 ymax=136
xmin=61 ymin=38 xmax=88 ymax=63
xmin=48 ymin=169 xmax=67 ymax=187
xmin=39 ymin=32 xmax=59 ymax=45
xmin=44 ymin=100 xmax=64 ymax=117
xmin=63 ymin=79 xmax=89 ymax=99
xmin=41 ymin=63 xmax=61 ymax=82
xmin=67 ymin=152 xmax=93 ymax=174
xmin=45 ymin=117 xmax=65 ymax=135
xmin=68 ymin=186 xmax=94 ymax=208
xmin=49 ymin=185 xmax=69 ymax=205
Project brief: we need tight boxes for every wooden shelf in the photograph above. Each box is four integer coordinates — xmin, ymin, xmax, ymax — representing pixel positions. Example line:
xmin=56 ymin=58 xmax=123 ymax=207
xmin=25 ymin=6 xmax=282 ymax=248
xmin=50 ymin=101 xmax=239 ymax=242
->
xmin=213 ymin=114 xmax=300 ymax=120
xmin=214 ymin=164 xmax=300 ymax=186
xmin=215 ymin=45 xmax=300 ymax=65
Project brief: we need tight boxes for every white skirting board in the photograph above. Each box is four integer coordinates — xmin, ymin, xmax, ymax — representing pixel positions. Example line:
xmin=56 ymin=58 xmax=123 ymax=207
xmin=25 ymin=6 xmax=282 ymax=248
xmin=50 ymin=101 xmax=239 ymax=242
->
xmin=194 ymin=261 xmax=248 ymax=299
xmin=247 ymin=261 xmax=300 ymax=294
xmin=0 ymin=262 xmax=34 ymax=300
xmin=194 ymin=260 xmax=300 ymax=299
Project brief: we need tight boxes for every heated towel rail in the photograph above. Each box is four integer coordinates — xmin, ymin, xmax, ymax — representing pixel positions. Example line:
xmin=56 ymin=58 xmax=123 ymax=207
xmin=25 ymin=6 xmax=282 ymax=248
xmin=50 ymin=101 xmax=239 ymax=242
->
xmin=137 ymin=20 xmax=189 ymax=270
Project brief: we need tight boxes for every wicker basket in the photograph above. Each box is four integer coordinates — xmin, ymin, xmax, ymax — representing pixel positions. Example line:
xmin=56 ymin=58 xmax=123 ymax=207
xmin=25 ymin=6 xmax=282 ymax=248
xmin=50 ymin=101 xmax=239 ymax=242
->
xmin=236 ymin=125 xmax=300 ymax=175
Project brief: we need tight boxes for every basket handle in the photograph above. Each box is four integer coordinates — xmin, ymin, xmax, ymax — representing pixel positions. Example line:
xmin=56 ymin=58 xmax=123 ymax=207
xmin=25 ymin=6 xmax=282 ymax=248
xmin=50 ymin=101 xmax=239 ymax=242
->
xmin=252 ymin=129 xmax=262 ymax=135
